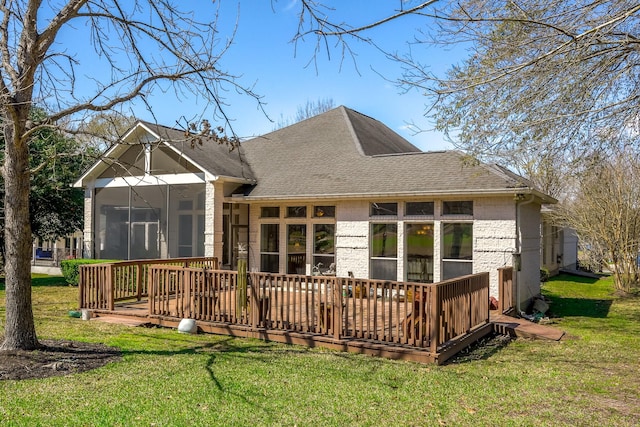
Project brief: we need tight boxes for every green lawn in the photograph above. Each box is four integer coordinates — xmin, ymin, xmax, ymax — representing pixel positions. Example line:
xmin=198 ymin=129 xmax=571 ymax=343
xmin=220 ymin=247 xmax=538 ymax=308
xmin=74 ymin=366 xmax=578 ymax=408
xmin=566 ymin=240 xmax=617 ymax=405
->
xmin=1 ymin=273 xmax=639 ymax=426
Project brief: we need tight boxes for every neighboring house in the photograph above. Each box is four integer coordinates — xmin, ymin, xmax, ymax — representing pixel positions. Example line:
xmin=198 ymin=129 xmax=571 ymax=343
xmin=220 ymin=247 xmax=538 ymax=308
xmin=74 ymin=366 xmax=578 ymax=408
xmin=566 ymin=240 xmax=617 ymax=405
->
xmin=30 ymin=231 xmax=83 ymax=275
xmin=74 ymin=106 xmax=556 ymax=310
xmin=32 ymin=232 xmax=83 ymax=265
xmin=540 ymin=209 xmax=579 ymax=275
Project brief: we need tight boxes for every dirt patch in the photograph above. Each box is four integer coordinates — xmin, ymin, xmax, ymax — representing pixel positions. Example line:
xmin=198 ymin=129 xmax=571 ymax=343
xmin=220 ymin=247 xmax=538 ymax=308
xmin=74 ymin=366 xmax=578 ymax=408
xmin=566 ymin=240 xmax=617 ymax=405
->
xmin=0 ymin=339 xmax=121 ymax=381
xmin=446 ymin=333 xmax=513 ymax=364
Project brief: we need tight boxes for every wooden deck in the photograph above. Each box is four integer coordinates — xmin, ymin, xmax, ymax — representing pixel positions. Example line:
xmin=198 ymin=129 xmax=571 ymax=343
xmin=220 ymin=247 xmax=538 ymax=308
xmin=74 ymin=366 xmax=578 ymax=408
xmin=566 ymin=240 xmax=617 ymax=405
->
xmin=79 ymin=258 xmax=504 ymax=364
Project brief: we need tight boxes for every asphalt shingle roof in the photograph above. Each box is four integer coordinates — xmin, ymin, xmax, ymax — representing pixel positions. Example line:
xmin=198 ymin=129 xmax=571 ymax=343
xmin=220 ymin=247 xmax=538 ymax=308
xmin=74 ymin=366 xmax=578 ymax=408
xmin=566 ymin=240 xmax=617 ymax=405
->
xmin=79 ymin=106 xmax=550 ymax=202
xmin=238 ymin=106 xmax=542 ymax=200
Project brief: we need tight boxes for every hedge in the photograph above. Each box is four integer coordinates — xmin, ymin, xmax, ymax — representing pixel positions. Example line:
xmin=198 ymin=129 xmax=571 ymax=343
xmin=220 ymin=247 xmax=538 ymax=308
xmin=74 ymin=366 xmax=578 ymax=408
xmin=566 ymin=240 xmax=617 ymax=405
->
xmin=60 ymin=259 xmax=120 ymax=286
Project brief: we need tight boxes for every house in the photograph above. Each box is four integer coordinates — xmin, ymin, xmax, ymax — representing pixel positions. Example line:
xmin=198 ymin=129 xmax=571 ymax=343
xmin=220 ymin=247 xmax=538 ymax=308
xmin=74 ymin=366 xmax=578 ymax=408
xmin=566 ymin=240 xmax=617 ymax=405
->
xmin=29 ymin=232 xmax=82 ymax=275
xmin=540 ymin=208 xmax=579 ymax=276
xmin=74 ymin=106 xmax=556 ymax=310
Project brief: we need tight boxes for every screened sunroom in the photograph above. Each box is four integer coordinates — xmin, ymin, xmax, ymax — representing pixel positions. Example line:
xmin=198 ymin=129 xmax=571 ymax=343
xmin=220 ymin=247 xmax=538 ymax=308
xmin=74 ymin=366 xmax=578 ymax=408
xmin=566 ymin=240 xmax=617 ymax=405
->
xmin=87 ymin=135 xmax=209 ymax=260
xmin=93 ymin=183 xmax=206 ymax=260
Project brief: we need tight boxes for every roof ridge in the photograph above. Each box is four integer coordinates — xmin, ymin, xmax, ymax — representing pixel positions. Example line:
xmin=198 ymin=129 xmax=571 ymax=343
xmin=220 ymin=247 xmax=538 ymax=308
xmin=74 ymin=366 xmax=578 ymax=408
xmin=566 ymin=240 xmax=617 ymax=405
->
xmin=339 ymin=106 xmax=367 ymax=157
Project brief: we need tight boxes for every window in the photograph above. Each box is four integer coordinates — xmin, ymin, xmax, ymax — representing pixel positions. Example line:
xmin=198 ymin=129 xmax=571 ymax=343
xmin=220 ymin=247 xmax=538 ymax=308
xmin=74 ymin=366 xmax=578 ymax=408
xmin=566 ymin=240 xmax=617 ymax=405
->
xmin=442 ymin=201 xmax=473 ymax=215
xmin=260 ymin=207 xmax=280 ymax=218
xmin=442 ymin=223 xmax=473 ymax=280
xmin=405 ymin=223 xmax=434 ymax=283
xmin=286 ymin=206 xmax=307 ymax=218
xmin=287 ymin=224 xmax=306 ymax=274
xmin=313 ymin=224 xmax=335 ymax=272
xmin=370 ymin=202 xmax=398 ymax=216
xmin=260 ymin=224 xmax=279 ymax=273
xmin=406 ymin=202 xmax=434 ymax=216
xmin=370 ymin=223 xmax=397 ymax=281
xmin=314 ymin=206 xmax=335 ymax=218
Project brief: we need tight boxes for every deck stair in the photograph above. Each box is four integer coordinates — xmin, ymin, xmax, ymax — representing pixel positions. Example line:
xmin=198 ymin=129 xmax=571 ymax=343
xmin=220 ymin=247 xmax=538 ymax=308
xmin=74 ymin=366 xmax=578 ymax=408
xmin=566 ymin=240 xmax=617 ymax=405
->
xmin=490 ymin=312 xmax=565 ymax=341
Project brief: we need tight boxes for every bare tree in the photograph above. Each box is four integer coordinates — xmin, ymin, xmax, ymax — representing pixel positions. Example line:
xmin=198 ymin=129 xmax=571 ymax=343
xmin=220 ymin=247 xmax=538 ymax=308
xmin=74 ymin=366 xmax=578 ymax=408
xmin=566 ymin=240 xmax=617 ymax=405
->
xmin=0 ymin=1 xmax=261 ymax=351
xmin=74 ymin=113 xmax=136 ymax=152
xmin=293 ymin=1 xmax=640 ymax=194
xmin=555 ymin=151 xmax=640 ymax=293
xmin=273 ymin=97 xmax=335 ymax=130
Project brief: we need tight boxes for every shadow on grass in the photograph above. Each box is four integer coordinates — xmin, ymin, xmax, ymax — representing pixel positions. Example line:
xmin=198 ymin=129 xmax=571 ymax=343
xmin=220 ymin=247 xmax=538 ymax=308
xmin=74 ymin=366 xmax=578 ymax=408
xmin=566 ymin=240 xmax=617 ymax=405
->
xmin=31 ymin=276 xmax=70 ymax=287
xmin=114 ymin=335 xmax=312 ymax=418
xmin=0 ymin=275 xmax=70 ymax=291
xmin=546 ymin=297 xmax=613 ymax=318
xmin=544 ymin=274 xmax=613 ymax=318
xmin=551 ymin=273 xmax=601 ymax=285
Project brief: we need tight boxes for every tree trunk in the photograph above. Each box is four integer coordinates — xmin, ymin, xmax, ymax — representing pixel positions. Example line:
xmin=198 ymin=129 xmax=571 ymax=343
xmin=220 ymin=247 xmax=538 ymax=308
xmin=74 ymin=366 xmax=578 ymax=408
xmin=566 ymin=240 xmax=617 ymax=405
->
xmin=1 ymin=123 xmax=39 ymax=350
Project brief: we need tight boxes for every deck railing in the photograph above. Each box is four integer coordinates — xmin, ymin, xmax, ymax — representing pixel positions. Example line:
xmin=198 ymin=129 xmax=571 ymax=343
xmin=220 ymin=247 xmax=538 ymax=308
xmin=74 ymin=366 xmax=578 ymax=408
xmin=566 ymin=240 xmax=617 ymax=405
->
xmin=79 ymin=257 xmax=218 ymax=311
xmin=143 ymin=267 xmax=490 ymax=353
xmin=148 ymin=265 xmax=244 ymax=324
xmin=433 ymin=273 xmax=490 ymax=350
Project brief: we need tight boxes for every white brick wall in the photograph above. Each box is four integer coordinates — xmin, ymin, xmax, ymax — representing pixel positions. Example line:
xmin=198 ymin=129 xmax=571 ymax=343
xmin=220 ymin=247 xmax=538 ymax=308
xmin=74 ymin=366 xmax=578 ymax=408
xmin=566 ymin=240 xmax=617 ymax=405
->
xmin=213 ymin=182 xmax=224 ymax=259
xmin=471 ymin=198 xmax=517 ymax=297
xmin=83 ymin=187 xmax=94 ymax=258
xmin=204 ymin=182 xmax=216 ymax=257
xmin=335 ymin=203 xmax=370 ymax=278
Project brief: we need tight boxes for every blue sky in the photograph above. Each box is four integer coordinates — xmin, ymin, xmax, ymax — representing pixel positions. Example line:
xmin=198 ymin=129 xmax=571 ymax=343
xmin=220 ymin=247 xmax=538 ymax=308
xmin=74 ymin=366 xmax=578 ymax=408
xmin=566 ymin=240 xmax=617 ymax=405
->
xmin=77 ymin=1 xmax=466 ymax=151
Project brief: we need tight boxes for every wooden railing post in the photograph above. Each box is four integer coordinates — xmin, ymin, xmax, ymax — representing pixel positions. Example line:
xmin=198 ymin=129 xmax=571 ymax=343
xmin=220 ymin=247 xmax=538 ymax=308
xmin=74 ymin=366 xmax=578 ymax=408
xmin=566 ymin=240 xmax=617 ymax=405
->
xmin=147 ymin=266 xmax=155 ymax=316
xmin=106 ymin=265 xmax=114 ymax=311
xmin=467 ymin=277 xmax=473 ymax=333
xmin=429 ymin=284 xmax=441 ymax=354
xmin=78 ymin=266 xmax=85 ymax=309
xmin=236 ymin=250 xmax=248 ymax=313
xmin=485 ymin=273 xmax=490 ymax=323
xmin=332 ymin=278 xmax=342 ymax=339
xmin=498 ymin=267 xmax=504 ymax=313
xmin=136 ymin=264 xmax=143 ymax=301
xmin=248 ymin=273 xmax=259 ymax=328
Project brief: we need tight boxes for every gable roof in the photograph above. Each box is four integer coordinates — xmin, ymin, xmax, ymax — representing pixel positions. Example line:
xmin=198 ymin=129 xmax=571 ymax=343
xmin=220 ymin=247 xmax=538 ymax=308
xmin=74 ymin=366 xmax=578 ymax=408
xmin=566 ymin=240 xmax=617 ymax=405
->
xmin=74 ymin=120 xmax=256 ymax=187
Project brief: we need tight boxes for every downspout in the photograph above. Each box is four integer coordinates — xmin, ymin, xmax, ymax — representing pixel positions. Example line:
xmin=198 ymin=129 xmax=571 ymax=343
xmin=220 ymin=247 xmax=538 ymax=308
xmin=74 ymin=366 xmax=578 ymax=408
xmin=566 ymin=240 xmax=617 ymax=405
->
xmin=515 ymin=194 xmax=536 ymax=314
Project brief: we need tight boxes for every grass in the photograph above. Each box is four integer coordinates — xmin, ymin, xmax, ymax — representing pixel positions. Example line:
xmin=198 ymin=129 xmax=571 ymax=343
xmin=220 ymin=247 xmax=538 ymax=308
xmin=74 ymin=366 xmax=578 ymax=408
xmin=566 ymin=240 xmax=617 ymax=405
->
xmin=1 ymin=273 xmax=639 ymax=426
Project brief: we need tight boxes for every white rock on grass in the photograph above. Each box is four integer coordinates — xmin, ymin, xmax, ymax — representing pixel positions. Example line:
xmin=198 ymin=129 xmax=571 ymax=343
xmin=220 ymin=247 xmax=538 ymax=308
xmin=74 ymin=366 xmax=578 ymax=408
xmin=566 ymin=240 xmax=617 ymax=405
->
xmin=177 ymin=318 xmax=197 ymax=334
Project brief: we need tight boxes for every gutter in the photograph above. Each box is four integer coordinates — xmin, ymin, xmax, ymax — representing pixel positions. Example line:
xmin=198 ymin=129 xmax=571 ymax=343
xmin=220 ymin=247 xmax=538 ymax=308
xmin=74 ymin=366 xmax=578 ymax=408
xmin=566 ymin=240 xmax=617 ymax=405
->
xmin=230 ymin=187 xmax=549 ymax=202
